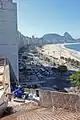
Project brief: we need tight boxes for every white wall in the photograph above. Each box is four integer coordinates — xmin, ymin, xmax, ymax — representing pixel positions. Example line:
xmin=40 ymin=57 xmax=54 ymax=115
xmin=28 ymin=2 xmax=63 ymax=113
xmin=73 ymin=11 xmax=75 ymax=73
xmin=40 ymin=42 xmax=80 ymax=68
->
xmin=0 ymin=1 xmax=19 ymax=81
xmin=18 ymin=31 xmax=25 ymax=50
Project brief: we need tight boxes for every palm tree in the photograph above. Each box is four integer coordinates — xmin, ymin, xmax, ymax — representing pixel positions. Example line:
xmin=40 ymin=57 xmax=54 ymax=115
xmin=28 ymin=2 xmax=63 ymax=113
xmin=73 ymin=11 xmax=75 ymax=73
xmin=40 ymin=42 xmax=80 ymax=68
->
xmin=70 ymin=71 xmax=80 ymax=86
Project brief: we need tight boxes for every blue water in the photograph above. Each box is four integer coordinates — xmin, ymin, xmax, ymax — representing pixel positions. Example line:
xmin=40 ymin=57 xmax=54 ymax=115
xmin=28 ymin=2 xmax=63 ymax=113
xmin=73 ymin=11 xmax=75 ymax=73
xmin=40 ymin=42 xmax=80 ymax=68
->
xmin=65 ymin=43 xmax=80 ymax=52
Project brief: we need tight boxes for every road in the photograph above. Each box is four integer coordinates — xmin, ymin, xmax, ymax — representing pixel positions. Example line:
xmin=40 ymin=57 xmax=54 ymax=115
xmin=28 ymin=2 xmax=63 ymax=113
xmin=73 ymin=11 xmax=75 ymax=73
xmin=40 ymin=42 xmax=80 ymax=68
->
xmin=19 ymin=46 xmax=73 ymax=92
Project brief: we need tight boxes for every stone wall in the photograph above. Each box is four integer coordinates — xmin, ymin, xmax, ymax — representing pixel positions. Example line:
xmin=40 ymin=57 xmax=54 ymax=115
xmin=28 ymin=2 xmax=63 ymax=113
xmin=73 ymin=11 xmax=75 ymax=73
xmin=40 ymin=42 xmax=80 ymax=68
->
xmin=39 ymin=90 xmax=80 ymax=112
xmin=39 ymin=90 xmax=52 ymax=107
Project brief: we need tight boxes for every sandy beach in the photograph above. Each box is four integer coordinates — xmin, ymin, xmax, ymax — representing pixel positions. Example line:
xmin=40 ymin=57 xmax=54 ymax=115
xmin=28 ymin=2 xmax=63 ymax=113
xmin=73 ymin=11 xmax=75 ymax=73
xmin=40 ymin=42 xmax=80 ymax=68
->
xmin=39 ymin=43 xmax=80 ymax=62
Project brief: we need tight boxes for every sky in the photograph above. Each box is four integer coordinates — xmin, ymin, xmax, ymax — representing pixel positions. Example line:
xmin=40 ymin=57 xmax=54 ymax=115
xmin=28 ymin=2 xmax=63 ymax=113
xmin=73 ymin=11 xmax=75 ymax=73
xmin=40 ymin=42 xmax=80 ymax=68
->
xmin=14 ymin=0 xmax=80 ymax=38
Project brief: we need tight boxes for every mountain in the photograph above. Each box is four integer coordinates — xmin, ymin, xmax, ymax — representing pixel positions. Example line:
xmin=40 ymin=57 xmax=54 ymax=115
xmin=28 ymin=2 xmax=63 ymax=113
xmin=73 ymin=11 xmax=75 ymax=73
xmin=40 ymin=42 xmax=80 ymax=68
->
xmin=42 ymin=34 xmax=63 ymax=43
xmin=22 ymin=32 xmax=80 ymax=45
xmin=41 ymin=32 xmax=77 ymax=43
xmin=64 ymin=32 xmax=74 ymax=42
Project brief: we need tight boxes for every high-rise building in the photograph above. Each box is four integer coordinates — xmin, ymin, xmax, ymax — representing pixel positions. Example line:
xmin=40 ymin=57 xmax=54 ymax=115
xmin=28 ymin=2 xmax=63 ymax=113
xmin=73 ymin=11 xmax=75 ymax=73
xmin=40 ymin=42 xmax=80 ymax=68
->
xmin=0 ymin=0 xmax=19 ymax=82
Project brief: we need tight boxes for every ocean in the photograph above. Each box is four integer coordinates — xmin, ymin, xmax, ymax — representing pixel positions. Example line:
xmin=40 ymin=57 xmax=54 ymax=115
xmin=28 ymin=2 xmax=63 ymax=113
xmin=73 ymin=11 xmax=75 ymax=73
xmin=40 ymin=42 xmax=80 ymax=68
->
xmin=65 ymin=43 xmax=80 ymax=52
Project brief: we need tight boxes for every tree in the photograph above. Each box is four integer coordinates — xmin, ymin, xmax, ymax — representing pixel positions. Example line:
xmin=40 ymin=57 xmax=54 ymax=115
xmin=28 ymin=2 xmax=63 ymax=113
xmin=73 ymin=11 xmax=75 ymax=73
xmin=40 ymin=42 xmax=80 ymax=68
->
xmin=65 ymin=57 xmax=68 ymax=61
xmin=54 ymin=65 xmax=68 ymax=82
xmin=67 ymin=57 xmax=71 ymax=63
xmin=60 ymin=56 xmax=64 ymax=60
xmin=71 ymin=59 xmax=75 ymax=63
xmin=70 ymin=71 xmax=80 ymax=86
xmin=55 ymin=65 xmax=68 ymax=82
xmin=75 ymin=61 xmax=80 ymax=67
xmin=57 ymin=65 xmax=68 ymax=74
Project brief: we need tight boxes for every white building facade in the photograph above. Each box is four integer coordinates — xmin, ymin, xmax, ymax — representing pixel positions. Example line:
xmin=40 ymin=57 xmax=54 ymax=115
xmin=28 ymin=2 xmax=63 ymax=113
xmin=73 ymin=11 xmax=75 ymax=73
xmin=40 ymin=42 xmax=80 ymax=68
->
xmin=18 ymin=31 xmax=25 ymax=50
xmin=0 ymin=0 xmax=19 ymax=81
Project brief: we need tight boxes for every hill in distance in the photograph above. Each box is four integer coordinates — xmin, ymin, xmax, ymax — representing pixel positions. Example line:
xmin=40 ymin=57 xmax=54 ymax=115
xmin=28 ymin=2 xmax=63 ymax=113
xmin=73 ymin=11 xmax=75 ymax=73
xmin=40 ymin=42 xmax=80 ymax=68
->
xmin=25 ymin=32 xmax=80 ymax=44
xmin=41 ymin=32 xmax=80 ymax=43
